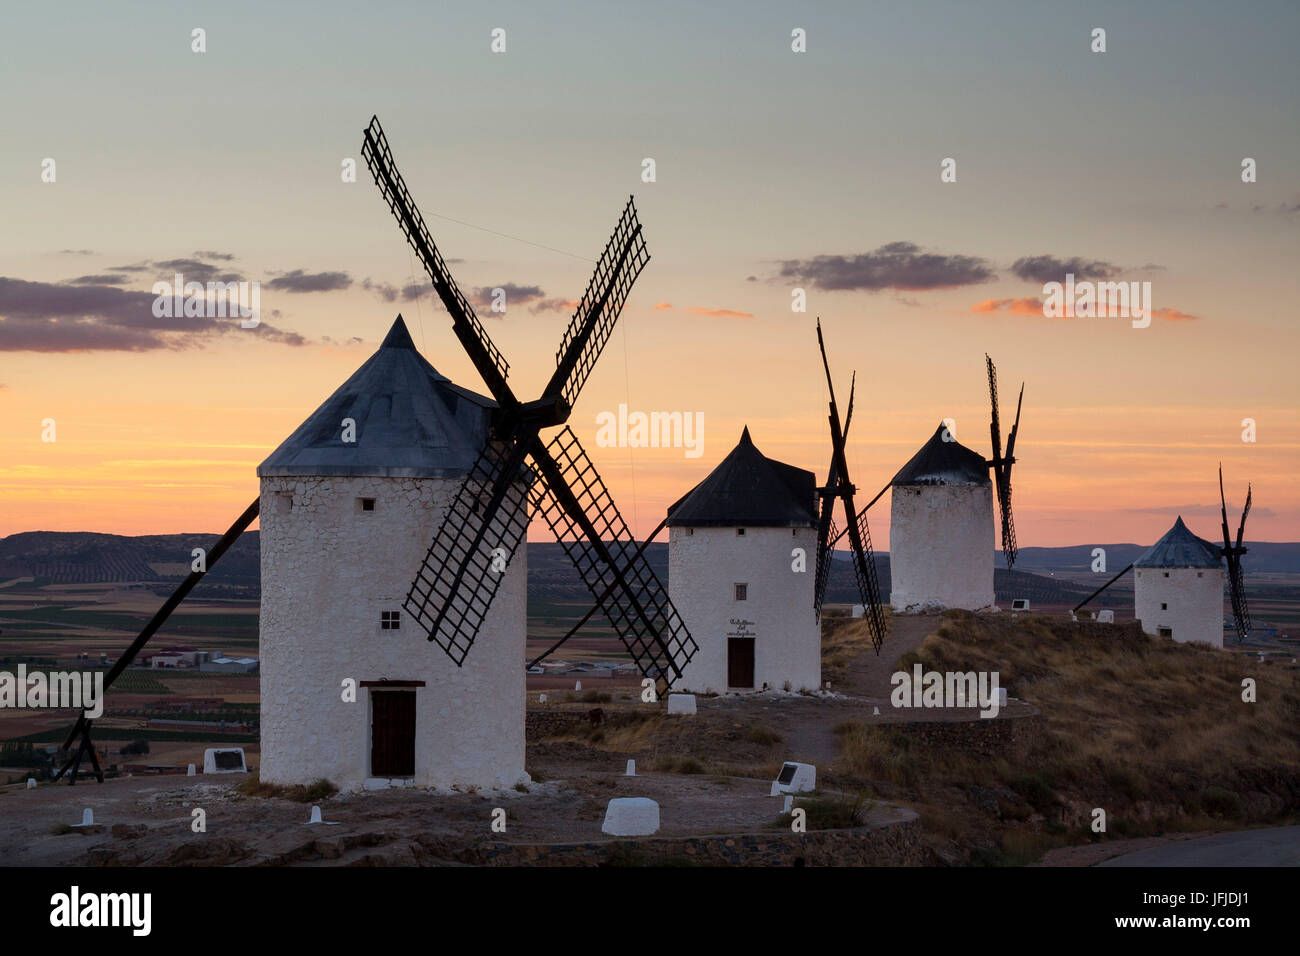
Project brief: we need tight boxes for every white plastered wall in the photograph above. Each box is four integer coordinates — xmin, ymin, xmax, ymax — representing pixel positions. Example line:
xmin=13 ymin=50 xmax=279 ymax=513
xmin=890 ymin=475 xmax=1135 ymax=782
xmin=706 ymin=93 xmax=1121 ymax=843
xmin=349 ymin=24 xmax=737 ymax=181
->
xmin=258 ymin=474 xmax=527 ymax=791
xmin=889 ymin=483 xmax=994 ymax=611
xmin=1134 ymin=566 xmax=1225 ymax=648
xmin=667 ymin=525 xmax=820 ymax=694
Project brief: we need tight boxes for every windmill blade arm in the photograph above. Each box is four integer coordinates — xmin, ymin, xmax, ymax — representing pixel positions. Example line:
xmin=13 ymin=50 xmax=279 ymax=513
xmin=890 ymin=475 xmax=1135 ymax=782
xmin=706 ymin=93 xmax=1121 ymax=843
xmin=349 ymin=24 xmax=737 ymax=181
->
xmin=997 ymin=477 xmax=1019 ymax=568
xmin=403 ymin=435 xmax=532 ymax=664
xmin=544 ymin=198 xmax=649 ymax=411
xmin=1071 ymin=562 xmax=1133 ymax=613
xmin=813 ymin=516 xmax=837 ymax=619
xmin=361 ymin=116 xmax=514 ymax=405
xmin=59 ymin=497 xmax=260 ymax=753
xmin=527 ymin=427 xmax=697 ymax=685
xmin=1236 ymin=485 xmax=1252 ymax=550
xmin=843 ymin=500 xmax=888 ymax=653
xmin=527 ymin=516 xmax=669 ymax=669
xmin=1004 ymin=382 xmax=1024 ymax=461
xmin=986 ymin=354 xmax=1003 ymax=465
xmin=1227 ymin=556 xmax=1251 ymax=641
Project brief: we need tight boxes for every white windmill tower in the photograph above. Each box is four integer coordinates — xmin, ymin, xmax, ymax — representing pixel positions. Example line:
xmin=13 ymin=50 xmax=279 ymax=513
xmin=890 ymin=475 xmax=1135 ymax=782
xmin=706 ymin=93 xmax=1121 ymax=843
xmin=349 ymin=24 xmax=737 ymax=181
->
xmin=258 ymin=315 xmax=530 ymax=791
xmin=666 ymin=428 xmax=820 ymax=694
xmin=887 ymin=356 xmax=1024 ymax=612
xmin=50 ymin=116 xmax=696 ymax=788
xmin=1132 ymin=517 xmax=1227 ymax=647
xmin=1076 ymin=467 xmax=1253 ymax=649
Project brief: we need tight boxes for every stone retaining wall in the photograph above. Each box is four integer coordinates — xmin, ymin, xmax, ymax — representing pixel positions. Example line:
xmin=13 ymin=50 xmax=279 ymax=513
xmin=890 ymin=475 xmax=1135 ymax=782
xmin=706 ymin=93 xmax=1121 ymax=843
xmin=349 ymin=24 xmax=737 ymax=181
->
xmin=458 ymin=816 xmax=925 ymax=866
xmin=888 ymin=709 xmax=1041 ymax=757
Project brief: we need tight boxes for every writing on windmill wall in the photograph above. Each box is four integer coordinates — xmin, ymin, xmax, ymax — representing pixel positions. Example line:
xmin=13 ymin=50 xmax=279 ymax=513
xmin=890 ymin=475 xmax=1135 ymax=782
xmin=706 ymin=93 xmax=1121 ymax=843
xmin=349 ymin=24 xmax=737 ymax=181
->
xmin=594 ymin=404 xmax=704 ymax=458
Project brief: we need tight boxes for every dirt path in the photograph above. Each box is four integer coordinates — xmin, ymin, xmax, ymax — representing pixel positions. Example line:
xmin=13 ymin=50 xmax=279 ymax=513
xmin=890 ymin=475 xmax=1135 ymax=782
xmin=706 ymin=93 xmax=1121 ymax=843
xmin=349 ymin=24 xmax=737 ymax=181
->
xmin=843 ymin=613 xmax=944 ymax=698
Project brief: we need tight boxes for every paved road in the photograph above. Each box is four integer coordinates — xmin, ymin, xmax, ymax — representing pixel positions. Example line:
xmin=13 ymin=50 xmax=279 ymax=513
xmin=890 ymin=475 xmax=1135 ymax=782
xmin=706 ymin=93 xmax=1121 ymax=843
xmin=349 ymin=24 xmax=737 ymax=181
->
xmin=1098 ymin=826 xmax=1300 ymax=866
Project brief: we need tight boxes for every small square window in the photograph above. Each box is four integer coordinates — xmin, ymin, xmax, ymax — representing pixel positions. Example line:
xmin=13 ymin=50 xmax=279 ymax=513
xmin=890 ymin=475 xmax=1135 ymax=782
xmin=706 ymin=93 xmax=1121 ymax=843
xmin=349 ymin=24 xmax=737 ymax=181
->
xmin=1197 ymin=572 xmax=1203 ymax=578
xmin=1162 ymin=572 xmax=1169 ymax=578
xmin=735 ymin=583 xmax=748 ymax=601
xmin=792 ymin=528 xmax=797 ymax=537
xmin=687 ymin=528 xmax=694 ymax=536
xmin=380 ymin=610 xmax=401 ymax=630
xmin=737 ymin=528 xmax=746 ymax=536
xmin=1158 ymin=626 xmax=1173 ymax=638
xmin=1161 ymin=602 xmax=1168 ymax=610
xmin=359 ymin=497 xmax=376 ymax=512
xmin=276 ymin=494 xmax=293 ymax=515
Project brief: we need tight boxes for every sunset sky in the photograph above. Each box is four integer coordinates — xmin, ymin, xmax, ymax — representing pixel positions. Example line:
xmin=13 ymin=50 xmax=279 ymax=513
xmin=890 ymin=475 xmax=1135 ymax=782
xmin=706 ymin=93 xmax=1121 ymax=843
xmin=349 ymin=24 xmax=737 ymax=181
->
xmin=1 ymin=0 xmax=1297 ymax=548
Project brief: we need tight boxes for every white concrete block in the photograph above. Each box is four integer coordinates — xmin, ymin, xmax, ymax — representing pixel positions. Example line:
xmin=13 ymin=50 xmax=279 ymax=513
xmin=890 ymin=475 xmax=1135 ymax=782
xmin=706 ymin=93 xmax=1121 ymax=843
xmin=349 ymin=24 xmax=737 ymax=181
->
xmin=851 ymin=604 xmax=865 ymax=619
xmin=667 ymin=693 xmax=696 ymax=716
xmin=773 ymin=761 xmax=816 ymax=794
xmin=187 ymin=763 xmax=196 ymax=776
xmin=1097 ymin=609 xmax=1115 ymax=623
xmin=538 ymin=693 xmax=547 ymax=703
xmin=601 ymin=797 xmax=660 ymax=836
xmin=625 ymin=759 xmax=636 ymax=776
xmin=26 ymin=778 xmax=36 ymax=789
xmin=73 ymin=808 xmax=93 ymax=827
xmin=574 ymin=680 xmax=582 ymax=691
xmin=362 ymin=777 xmax=391 ymax=791
xmin=203 ymin=747 xmax=246 ymax=774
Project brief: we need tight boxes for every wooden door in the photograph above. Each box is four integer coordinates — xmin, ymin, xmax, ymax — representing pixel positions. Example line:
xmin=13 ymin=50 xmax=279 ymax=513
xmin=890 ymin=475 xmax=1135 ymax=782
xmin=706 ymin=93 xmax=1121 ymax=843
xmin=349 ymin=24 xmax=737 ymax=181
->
xmin=370 ymin=690 xmax=416 ymax=776
xmin=728 ymin=637 xmax=755 ymax=689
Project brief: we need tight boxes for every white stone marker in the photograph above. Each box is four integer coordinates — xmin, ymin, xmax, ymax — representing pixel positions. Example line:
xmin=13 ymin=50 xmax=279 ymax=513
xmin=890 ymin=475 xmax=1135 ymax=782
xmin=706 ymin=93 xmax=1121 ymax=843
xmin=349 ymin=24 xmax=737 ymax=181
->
xmin=203 ymin=747 xmax=246 ymax=774
xmin=187 ymin=763 xmax=196 ymax=776
xmin=667 ymin=693 xmax=696 ymax=716
xmin=872 ymin=706 xmax=880 ymax=716
xmin=625 ymin=759 xmax=636 ymax=777
xmin=27 ymin=778 xmax=36 ymax=789
xmin=72 ymin=808 xmax=94 ymax=827
xmin=769 ymin=781 xmax=781 ymax=796
xmin=996 ymin=688 xmax=1007 ymax=708
xmin=782 ymin=795 xmax=794 ymax=814
xmin=601 ymin=797 xmax=659 ymax=836
xmin=538 ymin=693 xmax=548 ymax=703
xmin=772 ymin=761 xmax=816 ymax=794
xmin=306 ymin=805 xmax=340 ymax=826
xmin=575 ymin=680 xmax=582 ymax=691
xmin=1097 ymin=609 xmax=1115 ymax=623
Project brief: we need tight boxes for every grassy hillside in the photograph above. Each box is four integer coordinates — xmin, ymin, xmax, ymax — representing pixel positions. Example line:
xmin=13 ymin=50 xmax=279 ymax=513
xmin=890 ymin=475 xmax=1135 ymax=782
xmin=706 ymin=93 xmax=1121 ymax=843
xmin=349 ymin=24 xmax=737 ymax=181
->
xmin=830 ymin=610 xmax=1300 ymax=864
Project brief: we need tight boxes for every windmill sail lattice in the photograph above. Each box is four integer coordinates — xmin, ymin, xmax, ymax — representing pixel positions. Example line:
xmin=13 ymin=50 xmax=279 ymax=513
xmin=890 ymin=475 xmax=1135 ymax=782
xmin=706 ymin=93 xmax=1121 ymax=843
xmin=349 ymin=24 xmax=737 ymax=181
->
xmin=364 ymin=115 xmax=696 ymax=682
xmin=812 ymin=319 xmax=887 ymax=653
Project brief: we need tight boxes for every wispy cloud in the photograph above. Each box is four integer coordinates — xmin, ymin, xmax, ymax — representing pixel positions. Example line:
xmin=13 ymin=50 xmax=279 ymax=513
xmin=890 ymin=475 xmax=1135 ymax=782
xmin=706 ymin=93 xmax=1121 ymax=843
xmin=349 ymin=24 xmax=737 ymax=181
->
xmin=265 ymin=269 xmax=352 ymax=293
xmin=972 ymin=297 xmax=1045 ymax=316
xmin=0 ymin=276 xmax=307 ymax=352
xmin=469 ymin=283 xmax=574 ymax=314
xmin=687 ymin=306 xmax=754 ymax=319
xmin=777 ymin=241 xmax=995 ymax=291
xmin=1009 ymin=254 xmax=1118 ymax=284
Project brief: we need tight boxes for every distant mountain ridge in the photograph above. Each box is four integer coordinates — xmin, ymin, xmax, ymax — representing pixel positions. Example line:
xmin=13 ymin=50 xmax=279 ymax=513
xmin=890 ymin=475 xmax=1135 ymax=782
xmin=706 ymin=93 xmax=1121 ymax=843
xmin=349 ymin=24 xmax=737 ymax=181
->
xmin=1 ymin=533 xmax=1297 ymax=609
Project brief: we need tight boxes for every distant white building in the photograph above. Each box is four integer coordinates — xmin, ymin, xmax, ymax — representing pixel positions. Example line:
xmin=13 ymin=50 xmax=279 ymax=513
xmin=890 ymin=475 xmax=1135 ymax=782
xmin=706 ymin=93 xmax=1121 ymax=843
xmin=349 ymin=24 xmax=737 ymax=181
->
xmin=1133 ymin=516 xmax=1225 ymax=648
xmin=889 ymin=424 xmax=994 ymax=612
xmin=257 ymin=316 xmax=529 ymax=792
xmin=666 ymin=427 xmax=820 ymax=694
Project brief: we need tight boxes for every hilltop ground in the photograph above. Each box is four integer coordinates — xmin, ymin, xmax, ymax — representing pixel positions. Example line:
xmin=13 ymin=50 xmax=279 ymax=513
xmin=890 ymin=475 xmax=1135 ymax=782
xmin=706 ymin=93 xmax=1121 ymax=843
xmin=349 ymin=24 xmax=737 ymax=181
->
xmin=4 ymin=608 xmax=1296 ymax=865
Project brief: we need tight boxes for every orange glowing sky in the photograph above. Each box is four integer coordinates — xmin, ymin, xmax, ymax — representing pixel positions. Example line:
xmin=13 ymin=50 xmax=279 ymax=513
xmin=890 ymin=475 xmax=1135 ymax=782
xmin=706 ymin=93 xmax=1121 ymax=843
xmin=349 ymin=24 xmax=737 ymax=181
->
xmin=1 ymin=2 xmax=1297 ymax=548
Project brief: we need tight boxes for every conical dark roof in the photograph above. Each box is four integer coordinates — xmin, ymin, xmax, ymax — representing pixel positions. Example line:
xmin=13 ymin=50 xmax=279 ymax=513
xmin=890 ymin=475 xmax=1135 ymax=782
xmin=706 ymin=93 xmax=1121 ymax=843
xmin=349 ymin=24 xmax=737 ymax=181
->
xmin=666 ymin=427 xmax=817 ymax=527
xmin=258 ymin=315 xmax=495 ymax=479
xmin=1134 ymin=516 xmax=1223 ymax=569
xmin=891 ymin=422 xmax=990 ymax=487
